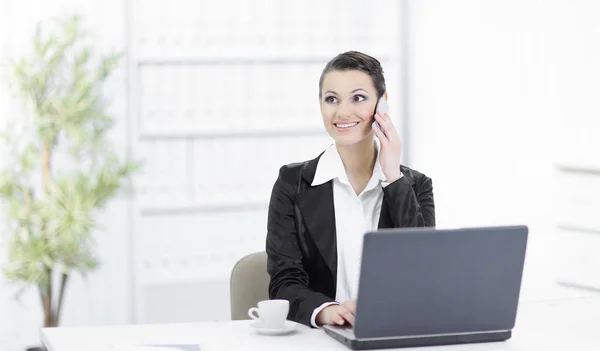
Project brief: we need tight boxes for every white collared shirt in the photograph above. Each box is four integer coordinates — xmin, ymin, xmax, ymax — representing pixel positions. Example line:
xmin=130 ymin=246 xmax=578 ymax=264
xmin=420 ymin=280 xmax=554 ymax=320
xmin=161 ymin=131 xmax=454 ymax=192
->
xmin=309 ymin=139 xmax=394 ymax=327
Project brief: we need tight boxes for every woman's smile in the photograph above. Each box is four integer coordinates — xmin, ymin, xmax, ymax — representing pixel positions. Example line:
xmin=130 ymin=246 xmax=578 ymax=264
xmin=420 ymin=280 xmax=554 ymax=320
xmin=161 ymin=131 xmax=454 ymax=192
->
xmin=334 ymin=121 xmax=360 ymax=132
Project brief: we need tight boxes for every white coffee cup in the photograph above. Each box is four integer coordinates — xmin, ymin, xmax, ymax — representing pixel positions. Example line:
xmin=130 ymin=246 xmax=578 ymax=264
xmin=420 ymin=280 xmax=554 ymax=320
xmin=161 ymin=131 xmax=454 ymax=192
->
xmin=248 ymin=299 xmax=289 ymax=329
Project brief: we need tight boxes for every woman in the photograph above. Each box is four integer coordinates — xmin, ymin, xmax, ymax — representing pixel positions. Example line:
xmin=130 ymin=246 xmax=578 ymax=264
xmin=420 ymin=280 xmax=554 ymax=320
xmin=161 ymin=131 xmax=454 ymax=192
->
xmin=265 ymin=51 xmax=435 ymax=328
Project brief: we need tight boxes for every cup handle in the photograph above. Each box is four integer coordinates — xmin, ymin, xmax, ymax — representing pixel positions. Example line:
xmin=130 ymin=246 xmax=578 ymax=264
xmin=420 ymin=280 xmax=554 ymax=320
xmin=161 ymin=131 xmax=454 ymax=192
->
xmin=248 ymin=307 xmax=260 ymax=320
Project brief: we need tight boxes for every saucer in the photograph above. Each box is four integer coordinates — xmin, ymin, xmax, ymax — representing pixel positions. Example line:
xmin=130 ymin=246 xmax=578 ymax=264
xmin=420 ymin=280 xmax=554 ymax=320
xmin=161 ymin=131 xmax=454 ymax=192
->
xmin=250 ymin=320 xmax=298 ymax=336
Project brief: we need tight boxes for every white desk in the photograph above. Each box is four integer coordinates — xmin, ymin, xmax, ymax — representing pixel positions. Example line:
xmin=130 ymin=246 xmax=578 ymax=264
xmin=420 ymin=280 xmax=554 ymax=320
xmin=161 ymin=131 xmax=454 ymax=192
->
xmin=42 ymin=297 xmax=600 ymax=351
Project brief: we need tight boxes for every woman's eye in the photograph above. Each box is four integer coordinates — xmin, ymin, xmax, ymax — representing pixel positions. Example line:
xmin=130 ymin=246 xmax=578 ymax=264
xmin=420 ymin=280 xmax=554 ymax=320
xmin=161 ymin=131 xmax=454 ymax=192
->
xmin=325 ymin=96 xmax=338 ymax=104
xmin=352 ymin=95 xmax=367 ymax=103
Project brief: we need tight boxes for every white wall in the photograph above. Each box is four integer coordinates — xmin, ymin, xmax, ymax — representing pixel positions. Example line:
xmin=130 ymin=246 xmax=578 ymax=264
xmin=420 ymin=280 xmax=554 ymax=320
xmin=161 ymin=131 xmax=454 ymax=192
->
xmin=408 ymin=0 xmax=556 ymax=227
xmin=406 ymin=0 xmax=600 ymax=300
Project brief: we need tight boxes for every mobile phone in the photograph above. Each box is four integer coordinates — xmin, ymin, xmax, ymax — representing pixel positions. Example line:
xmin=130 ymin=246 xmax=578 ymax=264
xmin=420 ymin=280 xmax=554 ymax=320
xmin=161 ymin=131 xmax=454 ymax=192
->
xmin=373 ymin=96 xmax=388 ymax=132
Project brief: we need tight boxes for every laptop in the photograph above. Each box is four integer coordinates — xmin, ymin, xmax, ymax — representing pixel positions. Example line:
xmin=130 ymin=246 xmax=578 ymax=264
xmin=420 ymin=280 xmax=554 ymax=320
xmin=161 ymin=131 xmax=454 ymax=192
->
xmin=323 ymin=225 xmax=528 ymax=350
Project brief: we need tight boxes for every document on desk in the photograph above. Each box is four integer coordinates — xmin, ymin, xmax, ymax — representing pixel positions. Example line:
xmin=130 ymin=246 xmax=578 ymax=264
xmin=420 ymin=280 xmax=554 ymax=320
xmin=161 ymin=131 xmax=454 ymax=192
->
xmin=109 ymin=344 xmax=200 ymax=351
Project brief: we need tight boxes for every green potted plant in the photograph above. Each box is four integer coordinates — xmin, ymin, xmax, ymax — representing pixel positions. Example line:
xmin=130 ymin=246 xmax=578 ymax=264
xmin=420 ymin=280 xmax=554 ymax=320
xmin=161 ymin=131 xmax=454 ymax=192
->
xmin=0 ymin=15 xmax=139 ymax=351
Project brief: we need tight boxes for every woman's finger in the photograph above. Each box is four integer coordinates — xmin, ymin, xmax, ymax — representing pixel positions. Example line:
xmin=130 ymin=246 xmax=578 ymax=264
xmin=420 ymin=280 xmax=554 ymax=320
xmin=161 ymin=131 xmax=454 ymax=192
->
xmin=333 ymin=313 xmax=345 ymax=325
xmin=376 ymin=113 xmax=399 ymax=142
xmin=372 ymin=120 xmax=388 ymax=143
xmin=374 ymin=113 xmax=392 ymax=135
xmin=338 ymin=307 xmax=355 ymax=326
xmin=344 ymin=300 xmax=357 ymax=314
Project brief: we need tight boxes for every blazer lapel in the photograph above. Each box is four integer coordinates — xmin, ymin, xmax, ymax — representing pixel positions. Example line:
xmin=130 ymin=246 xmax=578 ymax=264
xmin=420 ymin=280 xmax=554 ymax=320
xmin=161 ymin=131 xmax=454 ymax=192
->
xmin=295 ymin=156 xmax=338 ymax=280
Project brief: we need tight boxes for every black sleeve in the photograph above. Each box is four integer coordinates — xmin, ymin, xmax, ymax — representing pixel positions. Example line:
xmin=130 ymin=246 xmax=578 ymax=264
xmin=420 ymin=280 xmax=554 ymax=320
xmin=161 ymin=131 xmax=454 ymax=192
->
xmin=265 ymin=167 xmax=335 ymax=327
xmin=382 ymin=175 xmax=436 ymax=227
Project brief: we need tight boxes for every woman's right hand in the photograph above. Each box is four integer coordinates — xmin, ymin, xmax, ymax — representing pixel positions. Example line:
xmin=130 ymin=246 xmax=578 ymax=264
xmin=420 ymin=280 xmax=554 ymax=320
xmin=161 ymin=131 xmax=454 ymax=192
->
xmin=316 ymin=300 xmax=356 ymax=326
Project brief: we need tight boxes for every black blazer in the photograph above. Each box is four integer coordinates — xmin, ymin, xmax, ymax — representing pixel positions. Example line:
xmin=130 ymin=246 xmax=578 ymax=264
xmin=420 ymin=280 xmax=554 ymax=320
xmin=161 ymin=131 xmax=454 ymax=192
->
xmin=265 ymin=152 xmax=435 ymax=327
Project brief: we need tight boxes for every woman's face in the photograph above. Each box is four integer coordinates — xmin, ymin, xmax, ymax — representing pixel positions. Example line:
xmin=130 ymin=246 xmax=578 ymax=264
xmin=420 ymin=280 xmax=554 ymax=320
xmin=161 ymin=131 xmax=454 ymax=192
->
xmin=320 ymin=69 xmax=378 ymax=146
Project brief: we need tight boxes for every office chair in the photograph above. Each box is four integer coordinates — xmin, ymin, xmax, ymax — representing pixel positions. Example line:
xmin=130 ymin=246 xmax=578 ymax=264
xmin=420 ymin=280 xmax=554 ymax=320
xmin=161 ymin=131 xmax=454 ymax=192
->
xmin=230 ymin=251 xmax=270 ymax=320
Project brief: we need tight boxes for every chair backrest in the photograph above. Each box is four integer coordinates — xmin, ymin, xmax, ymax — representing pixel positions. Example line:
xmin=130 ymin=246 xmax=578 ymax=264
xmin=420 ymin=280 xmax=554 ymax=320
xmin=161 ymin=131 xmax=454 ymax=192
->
xmin=230 ymin=251 xmax=270 ymax=320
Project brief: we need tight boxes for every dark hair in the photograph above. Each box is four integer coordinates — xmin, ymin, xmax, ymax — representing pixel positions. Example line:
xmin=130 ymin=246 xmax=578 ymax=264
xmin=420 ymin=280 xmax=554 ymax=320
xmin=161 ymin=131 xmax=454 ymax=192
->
xmin=318 ymin=51 xmax=386 ymax=99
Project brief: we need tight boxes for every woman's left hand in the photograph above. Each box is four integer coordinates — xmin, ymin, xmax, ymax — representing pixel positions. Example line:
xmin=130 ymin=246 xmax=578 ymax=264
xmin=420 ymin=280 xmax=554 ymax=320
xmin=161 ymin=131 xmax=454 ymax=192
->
xmin=372 ymin=112 xmax=403 ymax=183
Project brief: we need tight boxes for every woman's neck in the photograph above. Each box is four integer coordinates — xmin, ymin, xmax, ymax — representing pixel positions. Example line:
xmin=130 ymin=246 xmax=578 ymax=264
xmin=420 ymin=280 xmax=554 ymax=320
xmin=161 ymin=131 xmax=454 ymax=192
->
xmin=335 ymin=136 xmax=377 ymax=180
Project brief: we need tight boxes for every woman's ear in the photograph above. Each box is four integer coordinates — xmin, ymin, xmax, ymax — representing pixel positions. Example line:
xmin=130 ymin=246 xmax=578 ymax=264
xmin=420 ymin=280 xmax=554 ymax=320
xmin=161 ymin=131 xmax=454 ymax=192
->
xmin=383 ymin=91 xmax=388 ymax=100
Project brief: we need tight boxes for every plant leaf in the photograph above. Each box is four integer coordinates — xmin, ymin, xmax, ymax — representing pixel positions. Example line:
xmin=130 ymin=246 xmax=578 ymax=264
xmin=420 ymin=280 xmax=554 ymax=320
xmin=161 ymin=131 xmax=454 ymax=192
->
xmin=0 ymin=13 xmax=140 ymax=298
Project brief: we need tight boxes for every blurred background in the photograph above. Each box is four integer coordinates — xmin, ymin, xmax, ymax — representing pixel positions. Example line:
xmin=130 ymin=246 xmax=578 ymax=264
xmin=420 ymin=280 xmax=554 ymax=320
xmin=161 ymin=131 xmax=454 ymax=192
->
xmin=0 ymin=0 xmax=599 ymax=350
